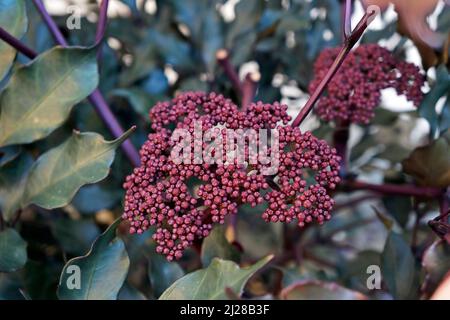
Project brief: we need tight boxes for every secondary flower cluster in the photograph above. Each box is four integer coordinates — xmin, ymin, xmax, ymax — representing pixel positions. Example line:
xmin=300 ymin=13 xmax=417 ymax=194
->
xmin=122 ymin=92 xmax=340 ymax=260
xmin=309 ymin=44 xmax=425 ymax=124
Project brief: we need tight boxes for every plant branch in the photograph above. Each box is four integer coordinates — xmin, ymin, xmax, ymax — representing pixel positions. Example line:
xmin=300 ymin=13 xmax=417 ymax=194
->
xmin=342 ymin=0 xmax=352 ymax=40
xmin=291 ymin=7 xmax=377 ymax=127
xmin=0 ymin=27 xmax=38 ymax=59
xmin=241 ymin=72 xmax=260 ymax=110
xmin=30 ymin=0 xmax=140 ymax=167
xmin=31 ymin=0 xmax=68 ymax=46
xmin=216 ymin=49 xmax=242 ymax=96
xmin=333 ymin=120 xmax=350 ymax=177
xmin=333 ymin=194 xmax=378 ymax=212
xmin=341 ymin=180 xmax=443 ymax=198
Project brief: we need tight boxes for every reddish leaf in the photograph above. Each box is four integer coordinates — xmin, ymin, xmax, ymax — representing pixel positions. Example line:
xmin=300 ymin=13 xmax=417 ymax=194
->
xmin=362 ymin=0 xmax=448 ymax=68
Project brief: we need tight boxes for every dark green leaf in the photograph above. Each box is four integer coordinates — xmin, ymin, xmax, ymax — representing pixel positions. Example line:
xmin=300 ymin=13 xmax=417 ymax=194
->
xmin=72 ymin=184 xmax=122 ymax=214
xmin=118 ymin=283 xmax=147 ymax=300
xmin=52 ymin=219 xmax=101 ymax=255
xmin=22 ymin=127 xmax=135 ymax=209
xmin=382 ymin=196 xmax=412 ymax=227
xmin=0 ymin=0 xmax=27 ymax=81
xmin=402 ymin=134 xmax=450 ymax=188
xmin=0 ymin=228 xmax=27 ymax=272
xmin=0 ymin=152 xmax=33 ymax=221
xmin=110 ymin=88 xmax=153 ymax=118
xmin=149 ymin=254 xmax=185 ymax=298
xmin=419 ymin=65 xmax=450 ymax=138
xmin=0 ymin=145 xmax=21 ymax=167
xmin=381 ymin=231 xmax=416 ymax=299
xmin=341 ymin=250 xmax=381 ymax=293
xmin=0 ymin=47 xmax=99 ymax=147
xmin=57 ymin=219 xmax=130 ymax=300
xmin=201 ymin=226 xmax=240 ymax=267
xmin=159 ymin=255 xmax=273 ymax=300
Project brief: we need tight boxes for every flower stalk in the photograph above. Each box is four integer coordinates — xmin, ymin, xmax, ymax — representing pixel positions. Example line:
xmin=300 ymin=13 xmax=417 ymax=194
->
xmin=216 ymin=49 xmax=243 ymax=96
xmin=342 ymin=180 xmax=442 ymax=198
xmin=291 ymin=7 xmax=377 ymax=127
xmin=241 ymin=72 xmax=261 ymax=110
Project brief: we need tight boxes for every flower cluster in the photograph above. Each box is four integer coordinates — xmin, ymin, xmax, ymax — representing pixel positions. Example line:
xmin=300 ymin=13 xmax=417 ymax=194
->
xmin=309 ymin=44 xmax=425 ymax=124
xmin=123 ymin=92 xmax=340 ymax=260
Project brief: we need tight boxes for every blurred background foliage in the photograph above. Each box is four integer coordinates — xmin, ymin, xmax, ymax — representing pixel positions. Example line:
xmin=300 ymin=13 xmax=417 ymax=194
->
xmin=0 ymin=0 xmax=449 ymax=300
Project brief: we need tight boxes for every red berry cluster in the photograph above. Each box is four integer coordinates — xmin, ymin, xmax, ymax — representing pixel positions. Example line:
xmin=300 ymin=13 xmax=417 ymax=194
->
xmin=309 ymin=44 xmax=425 ymax=124
xmin=122 ymin=92 xmax=340 ymax=260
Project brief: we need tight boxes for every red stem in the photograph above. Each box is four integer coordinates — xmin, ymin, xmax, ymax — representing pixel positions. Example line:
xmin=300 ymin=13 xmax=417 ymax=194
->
xmin=241 ymin=72 xmax=260 ymax=110
xmin=342 ymin=180 xmax=442 ymax=198
xmin=216 ymin=49 xmax=243 ymax=96
xmin=333 ymin=120 xmax=350 ymax=177
xmin=342 ymin=0 xmax=352 ymax=40
xmin=291 ymin=9 xmax=376 ymax=127
xmin=333 ymin=194 xmax=378 ymax=212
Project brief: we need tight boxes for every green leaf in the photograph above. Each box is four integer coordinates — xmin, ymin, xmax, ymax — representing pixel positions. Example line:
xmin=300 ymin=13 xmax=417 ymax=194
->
xmin=52 ymin=218 xmax=101 ymax=256
xmin=201 ymin=226 xmax=240 ymax=267
xmin=280 ymin=280 xmax=367 ymax=300
xmin=382 ymin=195 xmax=412 ymax=227
xmin=381 ymin=231 xmax=416 ymax=299
xmin=159 ymin=255 xmax=273 ymax=300
xmin=0 ymin=46 xmax=99 ymax=147
xmin=72 ymin=184 xmax=122 ymax=214
xmin=402 ymin=134 xmax=450 ymax=188
xmin=0 ymin=228 xmax=27 ymax=272
xmin=110 ymin=88 xmax=153 ymax=118
xmin=22 ymin=127 xmax=135 ymax=209
xmin=148 ymin=254 xmax=185 ymax=298
xmin=438 ymin=93 xmax=450 ymax=134
xmin=201 ymin=7 xmax=224 ymax=71
xmin=0 ymin=152 xmax=33 ymax=221
xmin=0 ymin=145 xmax=21 ymax=167
xmin=419 ymin=65 xmax=450 ymax=138
xmin=226 ymin=0 xmax=264 ymax=47
xmin=341 ymin=250 xmax=381 ymax=293
xmin=0 ymin=0 xmax=27 ymax=81
xmin=118 ymin=283 xmax=147 ymax=300
xmin=57 ymin=219 xmax=130 ymax=300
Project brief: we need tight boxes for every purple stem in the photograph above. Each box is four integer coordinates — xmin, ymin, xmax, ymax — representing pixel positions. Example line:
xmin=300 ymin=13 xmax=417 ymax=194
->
xmin=88 ymin=91 xmax=140 ymax=166
xmin=241 ymin=72 xmax=259 ymax=110
xmin=95 ymin=0 xmax=110 ymax=61
xmin=342 ymin=0 xmax=352 ymax=40
xmin=0 ymin=4 xmax=140 ymax=167
xmin=291 ymin=9 xmax=376 ymax=127
xmin=216 ymin=49 xmax=243 ymax=96
xmin=0 ymin=27 xmax=38 ymax=59
xmin=333 ymin=120 xmax=350 ymax=177
xmin=31 ymin=0 xmax=68 ymax=46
